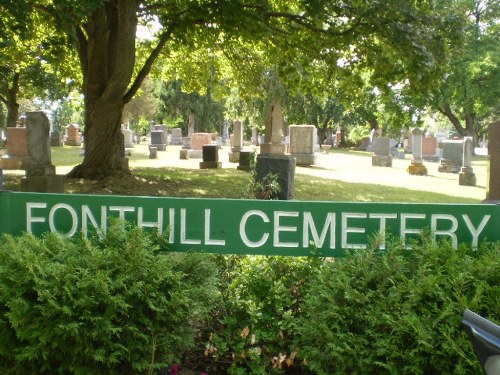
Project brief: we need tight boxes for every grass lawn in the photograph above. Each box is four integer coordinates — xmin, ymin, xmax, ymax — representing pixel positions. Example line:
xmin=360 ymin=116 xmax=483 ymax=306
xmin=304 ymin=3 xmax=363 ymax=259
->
xmin=2 ymin=144 xmax=484 ymax=204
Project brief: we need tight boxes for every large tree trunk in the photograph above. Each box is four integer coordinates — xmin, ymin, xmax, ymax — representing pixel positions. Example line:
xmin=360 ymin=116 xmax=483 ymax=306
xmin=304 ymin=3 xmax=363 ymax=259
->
xmin=68 ymin=0 xmax=138 ymax=179
xmin=3 ymin=72 xmax=20 ymax=127
xmin=439 ymin=104 xmax=479 ymax=145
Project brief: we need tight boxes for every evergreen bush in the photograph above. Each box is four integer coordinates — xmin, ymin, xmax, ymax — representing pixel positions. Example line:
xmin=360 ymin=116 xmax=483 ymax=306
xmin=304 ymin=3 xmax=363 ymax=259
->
xmin=296 ymin=238 xmax=500 ymax=374
xmin=0 ymin=221 xmax=217 ymax=374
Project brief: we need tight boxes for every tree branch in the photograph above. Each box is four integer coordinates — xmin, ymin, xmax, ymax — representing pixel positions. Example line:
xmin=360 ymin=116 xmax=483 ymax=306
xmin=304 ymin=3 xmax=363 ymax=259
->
xmin=0 ymin=94 xmax=7 ymax=104
xmin=123 ymin=22 xmax=176 ymax=104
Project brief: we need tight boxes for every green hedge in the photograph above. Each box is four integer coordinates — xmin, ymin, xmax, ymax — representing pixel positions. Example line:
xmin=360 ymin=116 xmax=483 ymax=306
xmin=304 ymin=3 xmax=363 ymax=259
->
xmin=296 ymin=238 xmax=500 ymax=375
xmin=0 ymin=221 xmax=217 ymax=375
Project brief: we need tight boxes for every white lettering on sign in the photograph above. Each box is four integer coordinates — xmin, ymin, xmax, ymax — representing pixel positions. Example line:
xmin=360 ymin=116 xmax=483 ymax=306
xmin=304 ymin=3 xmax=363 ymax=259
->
xmin=22 ymin=201 xmax=494 ymax=252
xmin=240 ymin=210 xmax=270 ymax=247
xmin=180 ymin=208 xmax=201 ymax=245
xmin=303 ymin=212 xmax=336 ymax=249
xmin=341 ymin=212 xmax=367 ymax=249
xmin=26 ymin=202 xmax=47 ymax=232
xmin=462 ymin=214 xmax=491 ymax=247
xmin=205 ymin=209 xmax=225 ymax=246
xmin=49 ymin=203 xmax=78 ymax=237
xmin=431 ymin=214 xmax=458 ymax=248
xmin=400 ymin=213 xmax=426 ymax=248
xmin=274 ymin=211 xmax=299 ymax=248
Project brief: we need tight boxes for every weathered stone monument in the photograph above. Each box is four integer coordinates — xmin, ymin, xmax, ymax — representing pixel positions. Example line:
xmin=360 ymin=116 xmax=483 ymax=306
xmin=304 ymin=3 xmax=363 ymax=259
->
xmin=188 ymin=132 xmax=212 ymax=158
xmin=458 ymin=137 xmax=476 ymax=186
xmin=222 ymin=121 xmax=229 ymax=145
xmin=229 ymin=120 xmax=243 ymax=162
xmin=486 ymin=121 xmax=500 ymax=201
xmin=188 ymin=113 xmax=195 ymax=137
xmin=65 ymin=124 xmax=82 ymax=146
xmin=438 ymin=140 xmax=464 ymax=173
xmin=200 ymin=145 xmax=221 ymax=169
xmin=20 ymin=112 xmax=64 ymax=193
xmin=50 ymin=123 xmax=63 ymax=147
xmin=289 ymin=124 xmax=317 ymax=166
xmin=256 ymin=99 xmax=295 ymax=200
xmin=237 ymin=150 xmax=254 ymax=171
xmin=0 ymin=126 xmax=28 ymax=169
xmin=122 ymin=128 xmax=134 ymax=148
xmin=150 ymin=124 xmax=167 ymax=151
xmin=371 ymin=136 xmax=392 ymax=167
xmin=179 ymin=136 xmax=191 ymax=159
xmin=422 ymin=136 xmax=438 ymax=161
xmin=407 ymin=127 xmax=428 ymax=175
xmin=251 ymin=127 xmax=259 ymax=146
xmin=171 ymin=128 xmax=182 ymax=145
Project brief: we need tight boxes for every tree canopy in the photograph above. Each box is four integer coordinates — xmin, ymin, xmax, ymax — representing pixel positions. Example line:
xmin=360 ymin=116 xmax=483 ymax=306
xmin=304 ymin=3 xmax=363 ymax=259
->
xmin=2 ymin=0 xmax=472 ymax=178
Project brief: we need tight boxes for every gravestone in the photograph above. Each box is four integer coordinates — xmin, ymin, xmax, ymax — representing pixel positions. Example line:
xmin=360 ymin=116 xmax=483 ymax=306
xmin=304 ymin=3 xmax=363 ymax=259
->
xmin=237 ymin=150 xmax=254 ymax=172
xmin=179 ymin=136 xmax=191 ymax=159
xmin=251 ymin=127 xmax=259 ymax=146
xmin=188 ymin=113 xmax=195 ymax=137
xmin=200 ymin=145 xmax=222 ymax=169
xmin=289 ymin=125 xmax=317 ymax=166
xmin=171 ymin=128 xmax=182 ymax=145
xmin=0 ymin=127 xmax=28 ymax=169
xmin=65 ymin=124 xmax=82 ymax=146
xmin=359 ymin=137 xmax=370 ymax=151
xmin=459 ymin=137 xmax=476 ymax=186
xmin=371 ymin=136 xmax=392 ymax=167
xmin=325 ymin=129 xmax=333 ymax=146
xmin=422 ymin=136 xmax=438 ymax=161
xmin=122 ymin=128 xmax=134 ymax=148
xmin=407 ymin=127 xmax=428 ymax=175
xmin=438 ymin=140 xmax=464 ymax=173
xmin=222 ymin=121 xmax=229 ymax=144
xmin=260 ymin=99 xmax=286 ymax=155
xmin=229 ymin=120 xmax=243 ymax=162
xmin=149 ymin=146 xmax=158 ymax=159
xmin=256 ymin=100 xmax=295 ymax=200
xmin=188 ymin=132 xmax=212 ymax=158
xmin=50 ymin=130 xmax=63 ymax=147
xmin=20 ymin=112 xmax=64 ymax=193
xmin=486 ymin=121 xmax=500 ymax=201
xmin=150 ymin=127 xmax=167 ymax=151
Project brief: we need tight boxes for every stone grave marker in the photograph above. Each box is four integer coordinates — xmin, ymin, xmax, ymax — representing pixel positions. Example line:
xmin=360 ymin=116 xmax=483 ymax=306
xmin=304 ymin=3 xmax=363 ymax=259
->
xmin=438 ymin=140 xmax=464 ymax=173
xmin=459 ymin=137 xmax=476 ymax=186
xmin=372 ymin=136 xmax=392 ymax=167
xmin=188 ymin=132 xmax=212 ymax=158
xmin=229 ymin=120 xmax=243 ymax=162
xmin=150 ymin=127 xmax=167 ymax=151
xmin=20 ymin=112 xmax=64 ymax=193
xmin=122 ymin=128 xmax=134 ymax=148
xmin=237 ymin=150 xmax=254 ymax=171
xmin=65 ymin=124 xmax=82 ymax=146
xmin=200 ymin=145 xmax=221 ymax=169
xmin=289 ymin=124 xmax=317 ymax=166
xmin=222 ymin=121 xmax=229 ymax=144
xmin=408 ymin=127 xmax=427 ymax=175
xmin=0 ymin=127 xmax=28 ymax=169
xmin=422 ymin=136 xmax=438 ymax=161
xmin=171 ymin=128 xmax=182 ymax=145
xmin=256 ymin=99 xmax=296 ymax=200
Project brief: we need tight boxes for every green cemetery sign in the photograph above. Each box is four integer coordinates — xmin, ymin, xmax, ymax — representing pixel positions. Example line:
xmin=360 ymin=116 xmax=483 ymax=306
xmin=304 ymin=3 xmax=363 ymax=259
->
xmin=0 ymin=191 xmax=498 ymax=257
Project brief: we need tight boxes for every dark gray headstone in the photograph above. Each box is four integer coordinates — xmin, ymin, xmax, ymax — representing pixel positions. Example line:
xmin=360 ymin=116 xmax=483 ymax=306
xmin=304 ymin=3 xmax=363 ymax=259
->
xmin=255 ymin=154 xmax=295 ymax=200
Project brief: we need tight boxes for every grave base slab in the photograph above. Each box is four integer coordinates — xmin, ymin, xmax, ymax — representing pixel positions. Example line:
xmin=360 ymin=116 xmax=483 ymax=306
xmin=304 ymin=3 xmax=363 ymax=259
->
xmin=0 ymin=155 xmax=27 ymax=169
xmin=372 ymin=155 xmax=392 ymax=167
xmin=459 ymin=168 xmax=476 ymax=186
xmin=21 ymin=175 xmax=64 ymax=193
xmin=200 ymin=161 xmax=222 ymax=169
xmin=408 ymin=163 xmax=428 ymax=176
xmin=292 ymin=153 xmax=317 ymax=166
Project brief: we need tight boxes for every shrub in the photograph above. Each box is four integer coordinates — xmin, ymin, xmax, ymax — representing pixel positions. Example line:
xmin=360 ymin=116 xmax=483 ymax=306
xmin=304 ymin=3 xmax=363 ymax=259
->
xmin=0 ymin=221 xmax=217 ymax=374
xmin=203 ymin=255 xmax=321 ymax=374
xmin=296 ymin=238 xmax=500 ymax=375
